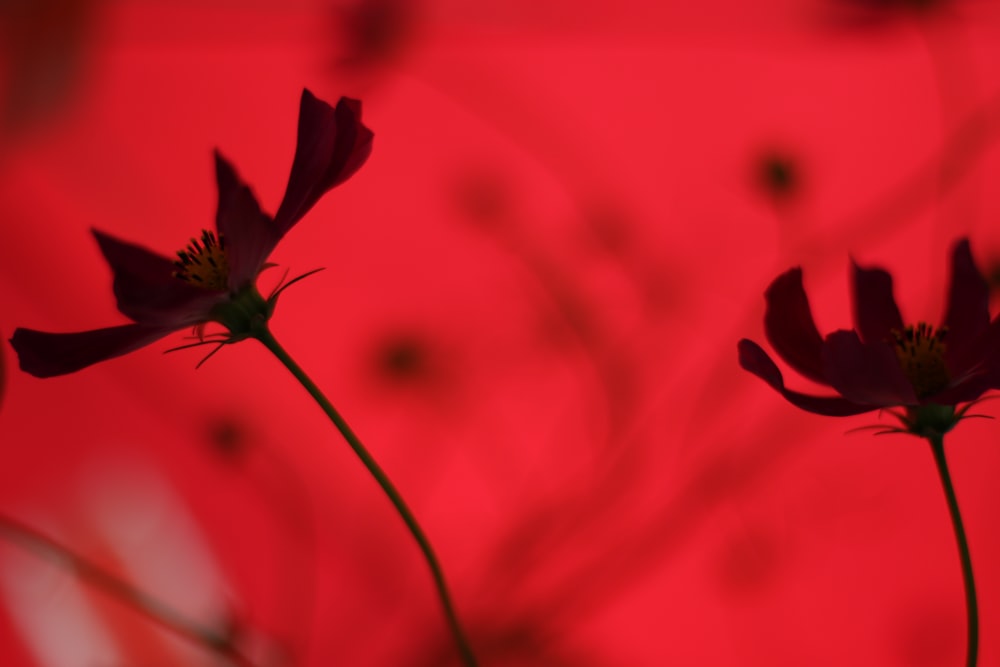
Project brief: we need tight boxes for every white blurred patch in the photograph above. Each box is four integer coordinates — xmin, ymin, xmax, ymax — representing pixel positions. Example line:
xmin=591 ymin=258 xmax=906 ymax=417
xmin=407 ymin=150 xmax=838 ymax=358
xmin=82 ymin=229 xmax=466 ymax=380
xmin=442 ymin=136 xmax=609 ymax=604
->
xmin=0 ymin=457 xmax=250 ymax=666
xmin=0 ymin=516 xmax=122 ymax=667
xmin=80 ymin=459 xmax=236 ymax=664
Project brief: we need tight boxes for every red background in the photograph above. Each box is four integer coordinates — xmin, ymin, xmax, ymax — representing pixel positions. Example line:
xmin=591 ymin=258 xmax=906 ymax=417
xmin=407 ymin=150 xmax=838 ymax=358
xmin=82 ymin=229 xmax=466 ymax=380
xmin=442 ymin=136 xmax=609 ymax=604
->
xmin=2 ymin=0 xmax=1000 ymax=665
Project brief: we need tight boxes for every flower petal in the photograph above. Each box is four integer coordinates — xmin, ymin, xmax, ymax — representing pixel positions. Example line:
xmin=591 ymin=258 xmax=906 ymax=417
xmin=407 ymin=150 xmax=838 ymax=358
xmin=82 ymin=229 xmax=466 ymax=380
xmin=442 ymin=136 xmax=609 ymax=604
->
xmin=982 ymin=316 xmax=1000 ymax=391
xmin=851 ymin=259 xmax=904 ymax=344
xmin=10 ymin=324 xmax=178 ymax=378
xmin=213 ymin=151 xmax=280 ymax=289
xmin=930 ymin=376 xmax=991 ymax=407
xmin=942 ymin=315 xmax=1000 ymax=401
xmin=738 ymin=339 xmax=875 ymax=416
xmin=942 ymin=238 xmax=990 ymax=376
xmin=0 ymin=336 xmax=5 ymax=411
xmin=822 ymin=330 xmax=918 ymax=406
xmin=763 ymin=268 xmax=828 ymax=385
xmin=93 ymin=229 xmax=223 ymax=325
xmin=272 ymin=90 xmax=374 ymax=236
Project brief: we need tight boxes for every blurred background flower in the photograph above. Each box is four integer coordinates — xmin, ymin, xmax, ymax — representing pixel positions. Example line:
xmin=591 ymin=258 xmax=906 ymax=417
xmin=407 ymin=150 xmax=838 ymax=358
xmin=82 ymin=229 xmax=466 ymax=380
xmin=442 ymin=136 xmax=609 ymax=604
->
xmin=2 ymin=0 xmax=1000 ymax=665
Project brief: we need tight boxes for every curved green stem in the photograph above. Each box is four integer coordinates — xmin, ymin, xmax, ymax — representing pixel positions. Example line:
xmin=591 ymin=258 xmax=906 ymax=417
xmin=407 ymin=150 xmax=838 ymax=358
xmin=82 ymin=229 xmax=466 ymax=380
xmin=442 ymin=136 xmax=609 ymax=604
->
xmin=252 ymin=323 xmax=478 ymax=666
xmin=927 ymin=434 xmax=978 ymax=667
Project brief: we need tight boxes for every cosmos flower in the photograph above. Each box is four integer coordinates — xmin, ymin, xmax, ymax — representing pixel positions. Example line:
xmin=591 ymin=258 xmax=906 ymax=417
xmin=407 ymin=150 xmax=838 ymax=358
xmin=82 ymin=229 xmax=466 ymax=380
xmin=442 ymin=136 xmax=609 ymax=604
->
xmin=0 ymin=0 xmax=101 ymax=134
xmin=11 ymin=89 xmax=373 ymax=377
xmin=334 ymin=0 xmax=418 ymax=72
xmin=823 ymin=0 xmax=955 ymax=25
xmin=834 ymin=0 xmax=946 ymax=13
xmin=738 ymin=239 xmax=1000 ymax=433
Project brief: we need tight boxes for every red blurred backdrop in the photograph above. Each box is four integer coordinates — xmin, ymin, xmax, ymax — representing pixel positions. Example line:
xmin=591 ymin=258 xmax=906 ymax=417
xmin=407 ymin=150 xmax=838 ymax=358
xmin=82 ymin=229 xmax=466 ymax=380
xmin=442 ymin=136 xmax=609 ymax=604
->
xmin=2 ymin=0 xmax=1000 ymax=665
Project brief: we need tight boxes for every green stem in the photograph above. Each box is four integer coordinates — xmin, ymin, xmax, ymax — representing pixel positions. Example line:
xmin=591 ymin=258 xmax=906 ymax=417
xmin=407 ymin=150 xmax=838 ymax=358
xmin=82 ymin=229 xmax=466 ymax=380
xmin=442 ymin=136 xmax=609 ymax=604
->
xmin=0 ymin=514 xmax=253 ymax=666
xmin=927 ymin=434 xmax=978 ymax=667
xmin=252 ymin=324 xmax=478 ymax=666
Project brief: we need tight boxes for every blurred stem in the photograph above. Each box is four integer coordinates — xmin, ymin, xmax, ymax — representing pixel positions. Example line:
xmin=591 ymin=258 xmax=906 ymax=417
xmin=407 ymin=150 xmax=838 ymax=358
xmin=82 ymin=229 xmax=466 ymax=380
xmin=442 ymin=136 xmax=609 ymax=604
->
xmin=917 ymin=18 xmax=979 ymax=286
xmin=927 ymin=434 xmax=978 ymax=667
xmin=252 ymin=323 xmax=478 ymax=667
xmin=0 ymin=514 xmax=253 ymax=666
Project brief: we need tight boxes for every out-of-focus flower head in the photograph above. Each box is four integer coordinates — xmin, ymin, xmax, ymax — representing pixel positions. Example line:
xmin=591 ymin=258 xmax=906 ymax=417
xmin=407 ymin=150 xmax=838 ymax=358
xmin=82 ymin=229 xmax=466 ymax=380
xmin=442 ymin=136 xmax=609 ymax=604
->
xmin=753 ymin=149 xmax=803 ymax=207
xmin=10 ymin=89 xmax=373 ymax=377
xmin=821 ymin=0 xmax=960 ymax=30
xmin=334 ymin=0 xmax=420 ymax=73
xmin=0 ymin=0 xmax=104 ymax=136
xmin=0 ymin=333 xmax=5 ymax=409
xmin=738 ymin=239 xmax=1000 ymax=435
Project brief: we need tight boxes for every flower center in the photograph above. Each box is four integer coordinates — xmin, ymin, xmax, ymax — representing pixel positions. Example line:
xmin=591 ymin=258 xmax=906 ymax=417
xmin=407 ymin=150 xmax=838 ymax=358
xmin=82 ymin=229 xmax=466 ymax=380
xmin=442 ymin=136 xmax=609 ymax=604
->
xmin=890 ymin=323 xmax=949 ymax=399
xmin=174 ymin=230 xmax=229 ymax=290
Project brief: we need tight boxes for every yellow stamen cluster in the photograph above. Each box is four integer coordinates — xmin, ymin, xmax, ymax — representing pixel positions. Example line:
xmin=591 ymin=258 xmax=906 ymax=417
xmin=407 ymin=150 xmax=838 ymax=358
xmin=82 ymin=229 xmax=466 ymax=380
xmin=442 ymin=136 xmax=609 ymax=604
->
xmin=891 ymin=323 xmax=949 ymax=399
xmin=174 ymin=230 xmax=229 ymax=290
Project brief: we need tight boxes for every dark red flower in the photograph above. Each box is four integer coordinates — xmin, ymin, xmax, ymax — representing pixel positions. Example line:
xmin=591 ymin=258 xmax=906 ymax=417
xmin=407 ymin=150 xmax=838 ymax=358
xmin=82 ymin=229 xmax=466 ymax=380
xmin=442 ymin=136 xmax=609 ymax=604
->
xmin=11 ymin=89 xmax=373 ymax=377
xmin=822 ymin=0 xmax=957 ymax=29
xmin=738 ymin=239 xmax=1000 ymax=430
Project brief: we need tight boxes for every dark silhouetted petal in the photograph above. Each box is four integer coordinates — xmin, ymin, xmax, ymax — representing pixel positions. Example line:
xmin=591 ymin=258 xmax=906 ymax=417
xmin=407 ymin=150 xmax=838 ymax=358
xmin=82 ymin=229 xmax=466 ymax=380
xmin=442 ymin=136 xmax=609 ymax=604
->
xmin=851 ymin=259 xmax=904 ymax=344
xmin=956 ymin=316 xmax=1000 ymax=395
xmin=738 ymin=339 xmax=874 ymax=416
xmin=11 ymin=324 xmax=178 ymax=378
xmin=272 ymin=91 xmax=374 ymax=235
xmin=763 ymin=268 xmax=828 ymax=386
xmin=0 ymin=334 xmax=5 ymax=411
xmin=822 ymin=330 xmax=917 ymax=406
xmin=942 ymin=238 xmax=990 ymax=376
xmin=93 ymin=230 xmax=223 ymax=326
xmin=213 ymin=151 xmax=280 ymax=289
xmin=930 ymin=374 xmax=991 ymax=406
